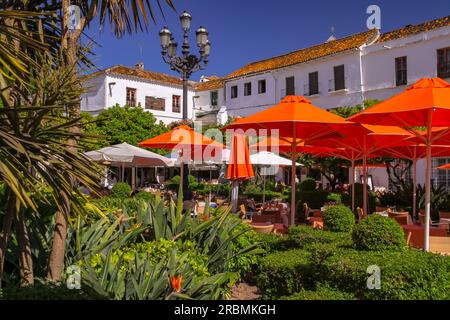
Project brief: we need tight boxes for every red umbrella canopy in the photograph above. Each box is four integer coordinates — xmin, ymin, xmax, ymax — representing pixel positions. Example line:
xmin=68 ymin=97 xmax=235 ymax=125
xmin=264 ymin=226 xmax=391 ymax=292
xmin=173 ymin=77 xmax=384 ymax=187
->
xmin=374 ymin=144 xmax=450 ymax=159
xmin=315 ymin=123 xmax=413 ymax=154
xmin=226 ymin=134 xmax=254 ymax=181
xmin=349 ymin=78 xmax=450 ymax=126
xmin=224 ymin=96 xmax=349 ymax=141
xmin=250 ymin=136 xmax=339 ymax=156
xmin=138 ymin=125 xmax=225 ymax=162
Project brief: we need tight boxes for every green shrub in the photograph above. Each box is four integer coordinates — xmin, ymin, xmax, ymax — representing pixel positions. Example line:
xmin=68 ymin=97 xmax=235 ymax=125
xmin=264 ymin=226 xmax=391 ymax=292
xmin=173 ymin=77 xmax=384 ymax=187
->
xmin=280 ymin=283 xmax=356 ymax=300
xmin=322 ymin=205 xmax=355 ymax=232
xmin=257 ymin=249 xmax=313 ymax=298
xmin=133 ymin=191 xmax=154 ymax=202
xmin=2 ymin=279 xmax=97 ymax=300
xmin=228 ymin=221 xmax=263 ymax=278
xmin=111 ymin=182 xmax=132 ymax=199
xmin=352 ymin=214 xmax=406 ymax=251
xmin=313 ymin=248 xmax=450 ymax=300
xmin=255 ymin=233 xmax=301 ymax=253
xmin=327 ymin=193 xmax=342 ymax=204
xmin=342 ymin=183 xmax=376 ymax=213
xmin=288 ymin=226 xmax=352 ymax=248
xmin=299 ymin=178 xmax=317 ymax=191
xmin=297 ymin=190 xmax=330 ymax=210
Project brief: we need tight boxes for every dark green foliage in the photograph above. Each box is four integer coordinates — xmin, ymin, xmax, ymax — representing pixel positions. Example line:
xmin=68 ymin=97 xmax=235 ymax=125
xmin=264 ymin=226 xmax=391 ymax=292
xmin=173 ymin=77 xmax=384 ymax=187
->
xmin=297 ymin=190 xmax=330 ymax=209
xmin=133 ymin=191 xmax=155 ymax=202
xmin=110 ymin=182 xmax=132 ymax=199
xmin=312 ymin=248 xmax=450 ymax=300
xmin=243 ymin=181 xmax=284 ymax=202
xmin=352 ymin=215 xmax=406 ymax=251
xmin=280 ymin=283 xmax=356 ymax=300
xmin=227 ymin=220 xmax=264 ymax=279
xmin=256 ymin=249 xmax=313 ymax=298
xmin=81 ymin=105 xmax=168 ymax=153
xmin=1 ymin=279 xmax=97 ymax=300
xmin=298 ymin=178 xmax=317 ymax=191
xmin=322 ymin=205 xmax=355 ymax=232
xmin=288 ymin=226 xmax=352 ymax=248
xmin=327 ymin=193 xmax=342 ymax=204
xmin=342 ymin=183 xmax=376 ymax=213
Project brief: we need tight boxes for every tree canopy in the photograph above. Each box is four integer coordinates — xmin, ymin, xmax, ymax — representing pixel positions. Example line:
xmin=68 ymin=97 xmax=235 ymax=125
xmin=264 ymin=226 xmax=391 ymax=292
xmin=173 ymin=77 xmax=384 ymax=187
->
xmin=82 ymin=104 xmax=169 ymax=154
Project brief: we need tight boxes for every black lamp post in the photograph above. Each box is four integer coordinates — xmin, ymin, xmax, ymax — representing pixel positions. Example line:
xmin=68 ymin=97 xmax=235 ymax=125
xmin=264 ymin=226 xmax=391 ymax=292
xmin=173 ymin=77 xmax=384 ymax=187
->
xmin=159 ymin=11 xmax=210 ymax=199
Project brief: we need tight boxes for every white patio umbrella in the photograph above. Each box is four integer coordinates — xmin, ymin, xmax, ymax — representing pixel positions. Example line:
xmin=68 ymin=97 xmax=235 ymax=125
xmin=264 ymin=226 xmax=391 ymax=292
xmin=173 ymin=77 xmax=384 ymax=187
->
xmin=84 ymin=142 xmax=174 ymax=188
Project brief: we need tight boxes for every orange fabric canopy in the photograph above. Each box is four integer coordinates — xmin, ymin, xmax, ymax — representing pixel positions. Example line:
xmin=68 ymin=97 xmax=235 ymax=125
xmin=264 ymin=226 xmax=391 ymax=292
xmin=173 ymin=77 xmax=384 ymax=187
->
xmin=224 ymin=96 xmax=349 ymax=141
xmin=250 ymin=136 xmax=338 ymax=156
xmin=349 ymin=78 xmax=450 ymax=126
xmin=226 ymin=134 xmax=254 ymax=181
xmin=375 ymin=144 xmax=450 ymax=159
xmin=437 ymin=163 xmax=450 ymax=170
xmin=314 ymin=123 xmax=413 ymax=155
xmin=138 ymin=125 xmax=225 ymax=162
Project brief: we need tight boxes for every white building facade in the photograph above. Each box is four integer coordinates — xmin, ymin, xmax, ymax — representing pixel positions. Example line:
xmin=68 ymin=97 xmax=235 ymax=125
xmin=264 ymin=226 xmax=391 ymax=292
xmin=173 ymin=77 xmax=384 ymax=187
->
xmin=81 ymin=64 xmax=196 ymax=125
xmin=81 ymin=16 xmax=450 ymax=189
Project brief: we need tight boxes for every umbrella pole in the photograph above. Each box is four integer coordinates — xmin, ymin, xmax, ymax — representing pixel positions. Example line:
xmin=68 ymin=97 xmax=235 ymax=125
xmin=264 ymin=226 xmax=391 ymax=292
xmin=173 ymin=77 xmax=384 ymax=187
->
xmin=362 ymin=136 xmax=368 ymax=217
xmin=290 ymin=125 xmax=297 ymax=226
xmin=424 ymin=111 xmax=433 ymax=251
xmin=209 ymin=170 xmax=212 ymax=203
xmin=231 ymin=180 xmax=239 ymax=213
xmin=413 ymin=155 xmax=417 ymax=221
xmin=351 ymin=155 xmax=355 ymax=213
xmin=262 ymin=170 xmax=266 ymax=204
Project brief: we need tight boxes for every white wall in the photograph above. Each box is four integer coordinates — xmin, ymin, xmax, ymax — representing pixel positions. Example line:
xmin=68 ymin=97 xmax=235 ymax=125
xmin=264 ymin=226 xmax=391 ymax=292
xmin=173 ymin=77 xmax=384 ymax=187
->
xmin=81 ymin=75 xmax=107 ymax=115
xmin=225 ymin=50 xmax=365 ymax=117
xmin=81 ymin=74 xmax=196 ymax=125
xmin=363 ymin=26 xmax=450 ymax=101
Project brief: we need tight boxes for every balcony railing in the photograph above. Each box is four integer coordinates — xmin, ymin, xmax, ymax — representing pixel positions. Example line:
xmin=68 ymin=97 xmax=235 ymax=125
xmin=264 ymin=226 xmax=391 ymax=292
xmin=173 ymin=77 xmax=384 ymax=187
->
xmin=303 ymin=84 xmax=320 ymax=96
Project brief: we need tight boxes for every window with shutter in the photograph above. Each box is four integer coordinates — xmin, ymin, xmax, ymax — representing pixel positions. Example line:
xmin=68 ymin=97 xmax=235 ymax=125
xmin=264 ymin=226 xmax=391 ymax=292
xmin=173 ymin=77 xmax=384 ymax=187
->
xmin=437 ymin=47 xmax=450 ymax=79
xmin=395 ymin=56 xmax=407 ymax=86
xmin=309 ymin=71 xmax=319 ymax=95
xmin=285 ymin=76 xmax=295 ymax=95
xmin=126 ymin=88 xmax=137 ymax=107
xmin=172 ymin=95 xmax=181 ymax=113
xmin=333 ymin=65 xmax=345 ymax=91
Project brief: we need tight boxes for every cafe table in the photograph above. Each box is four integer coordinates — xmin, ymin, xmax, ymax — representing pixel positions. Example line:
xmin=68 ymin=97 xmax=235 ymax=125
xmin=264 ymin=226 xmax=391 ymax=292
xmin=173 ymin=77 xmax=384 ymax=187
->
xmin=402 ymin=224 xmax=448 ymax=248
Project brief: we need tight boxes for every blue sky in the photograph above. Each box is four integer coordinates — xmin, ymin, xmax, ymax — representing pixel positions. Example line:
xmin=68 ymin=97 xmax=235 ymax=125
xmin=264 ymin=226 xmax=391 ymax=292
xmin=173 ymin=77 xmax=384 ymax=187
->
xmin=83 ymin=0 xmax=449 ymax=80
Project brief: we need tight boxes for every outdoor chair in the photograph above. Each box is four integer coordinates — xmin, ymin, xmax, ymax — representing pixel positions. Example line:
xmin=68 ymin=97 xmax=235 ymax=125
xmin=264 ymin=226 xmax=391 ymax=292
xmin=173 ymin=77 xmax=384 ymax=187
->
xmin=419 ymin=212 xmax=449 ymax=229
xmin=376 ymin=206 xmax=388 ymax=212
xmin=302 ymin=202 xmax=311 ymax=223
xmin=356 ymin=207 xmax=365 ymax=223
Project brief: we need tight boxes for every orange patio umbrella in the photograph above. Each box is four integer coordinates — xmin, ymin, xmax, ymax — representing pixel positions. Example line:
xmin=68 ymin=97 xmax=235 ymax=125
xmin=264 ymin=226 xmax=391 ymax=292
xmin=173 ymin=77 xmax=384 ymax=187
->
xmin=350 ymin=78 xmax=450 ymax=251
xmin=226 ymin=134 xmax=254 ymax=212
xmin=313 ymin=123 xmax=412 ymax=215
xmin=224 ymin=96 xmax=350 ymax=226
xmin=251 ymin=136 xmax=338 ymax=156
xmin=138 ymin=125 xmax=225 ymax=199
xmin=437 ymin=163 xmax=450 ymax=170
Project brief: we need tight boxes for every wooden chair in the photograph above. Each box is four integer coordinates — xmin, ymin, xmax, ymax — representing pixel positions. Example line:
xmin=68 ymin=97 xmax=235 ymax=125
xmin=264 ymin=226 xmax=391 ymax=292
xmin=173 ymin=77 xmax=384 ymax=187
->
xmin=376 ymin=206 xmax=388 ymax=212
xmin=439 ymin=211 xmax=450 ymax=219
xmin=356 ymin=207 xmax=365 ymax=223
xmin=303 ymin=202 xmax=311 ymax=223
xmin=239 ymin=204 xmax=247 ymax=220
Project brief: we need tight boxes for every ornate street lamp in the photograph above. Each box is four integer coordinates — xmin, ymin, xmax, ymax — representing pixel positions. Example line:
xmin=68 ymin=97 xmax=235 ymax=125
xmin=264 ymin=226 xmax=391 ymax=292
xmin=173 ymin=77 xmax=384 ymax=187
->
xmin=159 ymin=11 xmax=211 ymax=199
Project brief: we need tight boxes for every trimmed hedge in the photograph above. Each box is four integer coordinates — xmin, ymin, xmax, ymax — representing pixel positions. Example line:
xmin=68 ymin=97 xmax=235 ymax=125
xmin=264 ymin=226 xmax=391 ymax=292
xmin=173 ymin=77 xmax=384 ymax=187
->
xmin=322 ymin=205 xmax=355 ymax=232
xmin=280 ymin=283 xmax=356 ymax=300
xmin=312 ymin=248 xmax=450 ymax=300
xmin=299 ymin=178 xmax=317 ymax=191
xmin=256 ymin=249 xmax=313 ymax=298
xmin=288 ymin=226 xmax=352 ymax=249
xmin=352 ymin=214 xmax=406 ymax=251
xmin=297 ymin=190 xmax=330 ymax=210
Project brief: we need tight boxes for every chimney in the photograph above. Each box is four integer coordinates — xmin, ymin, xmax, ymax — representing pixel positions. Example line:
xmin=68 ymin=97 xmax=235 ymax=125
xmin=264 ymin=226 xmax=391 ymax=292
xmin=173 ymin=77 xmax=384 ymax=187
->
xmin=135 ymin=62 xmax=144 ymax=70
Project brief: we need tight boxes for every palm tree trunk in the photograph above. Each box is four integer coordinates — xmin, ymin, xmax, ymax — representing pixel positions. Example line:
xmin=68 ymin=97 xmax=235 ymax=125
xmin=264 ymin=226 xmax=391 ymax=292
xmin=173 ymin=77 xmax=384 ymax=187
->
xmin=47 ymin=192 xmax=70 ymax=281
xmin=46 ymin=0 xmax=84 ymax=282
xmin=15 ymin=207 xmax=34 ymax=286
xmin=0 ymin=190 xmax=16 ymax=287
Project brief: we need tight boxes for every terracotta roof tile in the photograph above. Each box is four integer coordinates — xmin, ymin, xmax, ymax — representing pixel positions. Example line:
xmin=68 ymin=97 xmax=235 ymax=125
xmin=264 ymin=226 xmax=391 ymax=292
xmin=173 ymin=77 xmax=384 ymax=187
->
xmin=195 ymin=78 xmax=224 ymax=91
xmin=378 ymin=15 xmax=450 ymax=43
xmin=225 ymin=29 xmax=379 ymax=79
xmin=87 ymin=65 xmax=196 ymax=88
